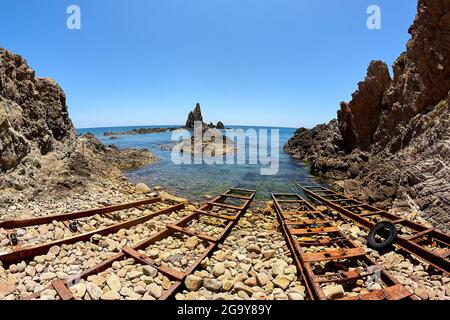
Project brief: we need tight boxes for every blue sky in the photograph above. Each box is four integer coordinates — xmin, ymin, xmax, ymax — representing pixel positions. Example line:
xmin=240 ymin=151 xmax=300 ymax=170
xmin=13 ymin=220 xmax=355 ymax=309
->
xmin=0 ymin=0 xmax=417 ymax=129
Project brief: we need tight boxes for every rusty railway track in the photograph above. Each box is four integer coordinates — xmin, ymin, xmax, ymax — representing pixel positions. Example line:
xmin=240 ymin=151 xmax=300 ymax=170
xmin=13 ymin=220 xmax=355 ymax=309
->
xmin=25 ymin=188 xmax=255 ymax=300
xmin=0 ymin=197 xmax=187 ymax=266
xmin=272 ymin=192 xmax=414 ymax=300
xmin=299 ymin=184 xmax=450 ymax=275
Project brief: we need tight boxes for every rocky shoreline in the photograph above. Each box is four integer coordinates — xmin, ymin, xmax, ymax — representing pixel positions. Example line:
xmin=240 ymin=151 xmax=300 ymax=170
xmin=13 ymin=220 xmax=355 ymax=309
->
xmin=1 ymin=0 xmax=449 ymax=300
xmin=0 ymin=131 xmax=158 ymax=213
xmin=0 ymin=46 xmax=160 ymax=211
xmin=285 ymin=0 xmax=450 ymax=233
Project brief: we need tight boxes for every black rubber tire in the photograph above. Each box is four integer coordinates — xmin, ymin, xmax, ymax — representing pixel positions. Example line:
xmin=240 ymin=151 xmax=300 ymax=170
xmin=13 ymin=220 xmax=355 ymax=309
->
xmin=367 ymin=221 xmax=397 ymax=250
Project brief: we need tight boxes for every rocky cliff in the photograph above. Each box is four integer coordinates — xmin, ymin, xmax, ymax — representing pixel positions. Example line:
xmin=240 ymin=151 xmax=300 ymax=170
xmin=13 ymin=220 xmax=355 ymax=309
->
xmin=0 ymin=49 xmax=76 ymax=170
xmin=285 ymin=0 xmax=450 ymax=232
xmin=0 ymin=48 xmax=156 ymax=208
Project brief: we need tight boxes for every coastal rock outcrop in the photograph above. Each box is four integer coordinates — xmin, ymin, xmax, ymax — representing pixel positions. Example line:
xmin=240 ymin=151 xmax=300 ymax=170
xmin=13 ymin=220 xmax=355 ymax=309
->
xmin=216 ymin=121 xmax=225 ymax=129
xmin=285 ymin=0 xmax=450 ymax=232
xmin=179 ymin=104 xmax=233 ymax=155
xmin=337 ymin=60 xmax=392 ymax=152
xmin=185 ymin=103 xmax=204 ymax=129
xmin=0 ymin=48 xmax=157 ymax=209
xmin=79 ymin=134 xmax=159 ymax=170
xmin=103 ymin=127 xmax=177 ymax=136
xmin=174 ymin=130 xmax=235 ymax=156
xmin=0 ymin=48 xmax=76 ymax=171
xmin=184 ymin=103 xmax=225 ymax=129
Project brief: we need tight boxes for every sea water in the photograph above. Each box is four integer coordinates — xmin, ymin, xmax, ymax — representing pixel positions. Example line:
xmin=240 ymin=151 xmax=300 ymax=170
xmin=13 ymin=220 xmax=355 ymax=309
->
xmin=77 ymin=125 xmax=325 ymax=201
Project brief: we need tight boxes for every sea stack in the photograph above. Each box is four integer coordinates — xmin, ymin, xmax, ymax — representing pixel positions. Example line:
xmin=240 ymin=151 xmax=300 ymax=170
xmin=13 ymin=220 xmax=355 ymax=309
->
xmin=184 ymin=103 xmax=225 ymax=129
xmin=185 ymin=103 xmax=203 ymax=129
xmin=216 ymin=121 xmax=225 ymax=129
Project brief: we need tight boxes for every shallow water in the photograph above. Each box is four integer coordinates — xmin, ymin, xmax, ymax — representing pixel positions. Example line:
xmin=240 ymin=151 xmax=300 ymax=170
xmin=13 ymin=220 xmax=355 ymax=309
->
xmin=77 ymin=126 xmax=325 ymax=201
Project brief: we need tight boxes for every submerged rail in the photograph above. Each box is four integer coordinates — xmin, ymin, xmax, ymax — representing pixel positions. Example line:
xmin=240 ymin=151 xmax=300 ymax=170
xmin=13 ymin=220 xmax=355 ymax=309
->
xmin=272 ymin=192 xmax=414 ymax=300
xmin=299 ymin=184 xmax=450 ymax=275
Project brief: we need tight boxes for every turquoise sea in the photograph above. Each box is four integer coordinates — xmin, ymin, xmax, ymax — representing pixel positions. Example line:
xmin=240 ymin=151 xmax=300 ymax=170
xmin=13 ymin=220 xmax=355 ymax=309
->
xmin=77 ymin=125 xmax=325 ymax=201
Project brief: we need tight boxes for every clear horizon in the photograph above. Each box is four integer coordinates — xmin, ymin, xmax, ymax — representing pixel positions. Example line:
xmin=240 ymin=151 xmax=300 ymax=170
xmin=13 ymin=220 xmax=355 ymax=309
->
xmin=75 ymin=124 xmax=298 ymax=130
xmin=1 ymin=0 xmax=417 ymax=129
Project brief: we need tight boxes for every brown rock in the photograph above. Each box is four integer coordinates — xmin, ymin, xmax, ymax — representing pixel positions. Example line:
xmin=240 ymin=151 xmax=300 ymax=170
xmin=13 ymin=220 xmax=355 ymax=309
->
xmin=185 ymin=275 xmax=203 ymax=292
xmin=322 ymin=284 xmax=344 ymax=300
xmin=283 ymin=0 xmax=450 ymax=232
xmin=338 ymin=60 xmax=392 ymax=152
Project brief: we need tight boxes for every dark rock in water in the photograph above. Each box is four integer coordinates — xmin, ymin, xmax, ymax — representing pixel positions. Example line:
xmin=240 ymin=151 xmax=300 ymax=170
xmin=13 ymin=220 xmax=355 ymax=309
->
xmin=158 ymin=142 xmax=177 ymax=151
xmin=285 ymin=0 xmax=450 ymax=232
xmin=216 ymin=121 xmax=225 ymax=129
xmin=185 ymin=103 xmax=203 ymax=129
xmin=184 ymin=103 xmax=225 ymax=130
xmin=104 ymin=127 xmax=177 ymax=136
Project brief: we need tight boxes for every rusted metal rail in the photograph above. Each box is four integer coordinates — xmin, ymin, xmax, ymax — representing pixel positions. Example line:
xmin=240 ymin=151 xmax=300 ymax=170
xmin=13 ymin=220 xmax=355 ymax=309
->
xmin=299 ymin=184 xmax=450 ymax=275
xmin=0 ymin=198 xmax=161 ymax=230
xmin=0 ymin=197 xmax=187 ymax=266
xmin=26 ymin=188 xmax=255 ymax=300
xmin=272 ymin=192 xmax=414 ymax=300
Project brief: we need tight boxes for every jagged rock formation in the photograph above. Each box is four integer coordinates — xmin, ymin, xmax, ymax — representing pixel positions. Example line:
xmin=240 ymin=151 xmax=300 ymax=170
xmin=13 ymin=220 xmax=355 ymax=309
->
xmin=285 ymin=0 xmax=450 ymax=232
xmin=338 ymin=60 xmax=392 ymax=152
xmin=216 ymin=121 xmax=225 ymax=129
xmin=184 ymin=103 xmax=225 ymax=129
xmin=185 ymin=103 xmax=204 ymax=129
xmin=0 ymin=49 xmax=76 ymax=171
xmin=0 ymin=48 xmax=156 ymax=209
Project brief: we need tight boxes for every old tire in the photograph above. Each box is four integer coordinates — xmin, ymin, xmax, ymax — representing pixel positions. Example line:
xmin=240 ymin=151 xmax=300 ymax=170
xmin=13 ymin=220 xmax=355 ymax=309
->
xmin=367 ymin=221 xmax=397 ymax=250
